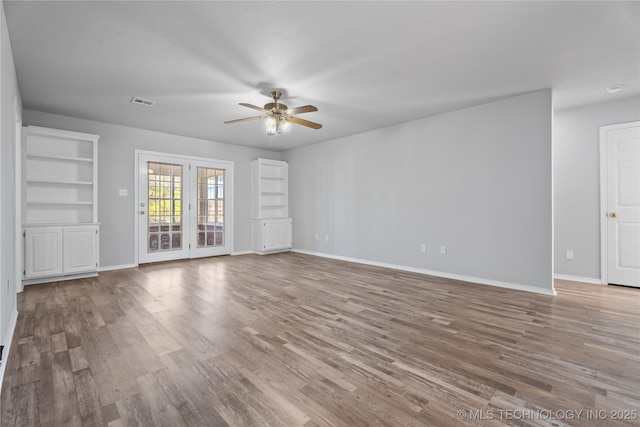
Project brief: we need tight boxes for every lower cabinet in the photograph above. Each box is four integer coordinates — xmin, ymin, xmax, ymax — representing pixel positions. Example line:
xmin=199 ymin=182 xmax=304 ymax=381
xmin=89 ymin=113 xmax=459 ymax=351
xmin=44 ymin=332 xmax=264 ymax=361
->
xmin=24 ymin=224 xmax=99 ymax=283
xmin=252 ymin=218 xmax=292 ymax=254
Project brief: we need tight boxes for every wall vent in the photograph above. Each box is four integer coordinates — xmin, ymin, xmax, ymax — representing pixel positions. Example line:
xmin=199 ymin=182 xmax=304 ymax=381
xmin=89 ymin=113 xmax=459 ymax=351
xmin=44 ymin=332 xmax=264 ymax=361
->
xmin=130 ymin=96 xmax=156 ymax=107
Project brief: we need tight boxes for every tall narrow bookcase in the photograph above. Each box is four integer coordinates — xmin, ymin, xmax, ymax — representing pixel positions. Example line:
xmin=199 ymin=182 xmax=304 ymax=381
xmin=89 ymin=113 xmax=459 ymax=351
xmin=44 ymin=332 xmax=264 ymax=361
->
xmin=251 ymin=158 xmax=292 ymax=253
xmin=22 ymin=126 xmax=100 ymax=284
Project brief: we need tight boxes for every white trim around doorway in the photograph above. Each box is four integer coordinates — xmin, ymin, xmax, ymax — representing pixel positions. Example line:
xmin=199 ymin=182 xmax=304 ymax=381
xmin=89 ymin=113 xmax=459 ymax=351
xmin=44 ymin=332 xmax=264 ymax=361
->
xmin=599 ymin=121 xmax=640 ymax=285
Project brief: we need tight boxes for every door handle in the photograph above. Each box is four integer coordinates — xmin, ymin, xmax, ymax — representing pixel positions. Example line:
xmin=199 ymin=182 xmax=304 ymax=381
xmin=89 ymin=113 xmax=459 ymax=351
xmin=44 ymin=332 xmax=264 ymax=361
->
xmin=610 ymin=212 xmax=617 ymax=218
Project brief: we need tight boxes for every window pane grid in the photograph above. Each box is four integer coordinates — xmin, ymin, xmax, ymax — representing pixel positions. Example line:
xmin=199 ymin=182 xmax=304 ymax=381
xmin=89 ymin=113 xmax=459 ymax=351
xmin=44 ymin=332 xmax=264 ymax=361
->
xmin=197 ymin=167 xmax=225 ymax=248
xmin=148 ymin=162 xmax=183 ymax=252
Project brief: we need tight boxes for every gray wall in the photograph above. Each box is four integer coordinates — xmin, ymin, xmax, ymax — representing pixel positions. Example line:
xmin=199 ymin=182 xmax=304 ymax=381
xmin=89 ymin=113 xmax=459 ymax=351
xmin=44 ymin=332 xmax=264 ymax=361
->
xmin=553 ymin=95 xmax=640 ymax=281
xmin=283 ymin=90 xmax=554 ymax=294
xmin=23 ymin=110 xmax=281 ymax=269
xmin=0 ymin=0 xmax=21 ymax=356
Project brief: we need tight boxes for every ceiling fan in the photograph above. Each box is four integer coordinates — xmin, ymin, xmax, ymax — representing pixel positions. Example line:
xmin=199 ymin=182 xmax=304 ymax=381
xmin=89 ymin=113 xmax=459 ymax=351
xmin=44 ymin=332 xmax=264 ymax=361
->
xmin=224 ymin=91 xmax=322 ymax=136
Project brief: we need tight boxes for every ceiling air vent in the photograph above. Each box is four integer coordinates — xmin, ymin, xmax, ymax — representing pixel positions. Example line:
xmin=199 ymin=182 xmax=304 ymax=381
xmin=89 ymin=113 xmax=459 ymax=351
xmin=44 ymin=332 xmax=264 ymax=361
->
xmin=130 ymin=96 xmax=156 ymax=107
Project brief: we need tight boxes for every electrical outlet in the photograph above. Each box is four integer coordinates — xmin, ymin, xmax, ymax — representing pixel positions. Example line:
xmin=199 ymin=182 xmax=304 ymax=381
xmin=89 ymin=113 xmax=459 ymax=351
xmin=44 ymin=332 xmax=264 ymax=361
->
xmin=420 ymin=244 xmax=426 ymax=253
xmin=119 ymin=189 xmax=128 ymax=196
xmin=440 ymin=246 xmax=446 ymax=255
xmin=566 ymin=250 xmax=574 ymax=260
xmin=315 ymin=234 xmax=319 ymax=241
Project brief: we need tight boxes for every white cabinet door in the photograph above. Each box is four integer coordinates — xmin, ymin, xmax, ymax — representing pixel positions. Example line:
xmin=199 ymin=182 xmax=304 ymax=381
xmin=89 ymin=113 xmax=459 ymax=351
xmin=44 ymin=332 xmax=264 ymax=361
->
xmin=24 ymin=227 xmax=63 ymax=278
xmin=263 ymin=219 xmax=292 ymax=251
xmin=63 ymin=226 xmax=98 ymax=273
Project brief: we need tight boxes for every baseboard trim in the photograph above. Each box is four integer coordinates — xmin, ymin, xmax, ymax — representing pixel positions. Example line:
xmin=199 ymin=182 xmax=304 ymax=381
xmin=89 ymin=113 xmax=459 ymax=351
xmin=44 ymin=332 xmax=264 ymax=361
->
xmin=231 ymin=250 xmax=254 ymax=256
xmin=554 ymin=274 xmax=603 ymax=285
xmin=0 ymin=308 xmax=19 ymax=396
xmin=98 ymin=263 xmax=137 ymax=272
xmin=24 ymin=272 xmax=98 ymax=286
xmin=291 ymin=249 xmax=557 ymax=296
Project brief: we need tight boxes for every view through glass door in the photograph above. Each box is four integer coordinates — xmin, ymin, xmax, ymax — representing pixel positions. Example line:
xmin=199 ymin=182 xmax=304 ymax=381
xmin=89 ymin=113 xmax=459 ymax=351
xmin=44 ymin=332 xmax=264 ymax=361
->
xmin=137 ymin=152 xmax=233 ymax=264
xmin=192 ymin=159 xmax=230 ymax=258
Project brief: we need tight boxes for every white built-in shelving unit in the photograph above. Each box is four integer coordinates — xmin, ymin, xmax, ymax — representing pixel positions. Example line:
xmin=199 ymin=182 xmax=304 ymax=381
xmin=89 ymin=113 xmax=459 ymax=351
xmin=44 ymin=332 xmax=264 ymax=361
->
xmin=22 ymin=126 xmax=100 ymax=283
xmin=252 ymin=158 xmax=292 ymax=253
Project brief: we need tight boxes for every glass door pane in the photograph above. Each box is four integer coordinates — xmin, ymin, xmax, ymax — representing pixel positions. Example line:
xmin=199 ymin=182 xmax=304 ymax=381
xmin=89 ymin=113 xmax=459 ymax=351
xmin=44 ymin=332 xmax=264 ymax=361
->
xmin=197 ymin=167 xmax=224 ymax=248
xmin=147 ymin=161 xmax=183 ymax=253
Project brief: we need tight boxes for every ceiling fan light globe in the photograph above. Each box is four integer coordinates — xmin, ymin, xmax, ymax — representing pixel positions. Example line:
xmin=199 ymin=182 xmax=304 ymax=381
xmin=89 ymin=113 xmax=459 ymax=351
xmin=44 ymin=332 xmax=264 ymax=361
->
xmin=266 ymin=117 xmax=277 ymax=135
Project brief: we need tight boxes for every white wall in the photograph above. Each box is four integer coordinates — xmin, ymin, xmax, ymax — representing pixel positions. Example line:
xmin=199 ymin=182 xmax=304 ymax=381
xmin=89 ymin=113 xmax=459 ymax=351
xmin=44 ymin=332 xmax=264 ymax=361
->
xmin=0 ymin=0 xmax=21 ymax=370
xmin=23 ymin=110 xmax=280 ymax=269
xmin=554 ymin=95 xmax=640 ymax=282
xmin=283 ymin=90 xmax=554 ymax=294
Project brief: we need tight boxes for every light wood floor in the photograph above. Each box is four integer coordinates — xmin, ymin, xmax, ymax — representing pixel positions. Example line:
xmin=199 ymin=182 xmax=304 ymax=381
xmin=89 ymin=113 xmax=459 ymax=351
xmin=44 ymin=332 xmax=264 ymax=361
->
xmin=1 ymin=252 xmax=639 ymax=426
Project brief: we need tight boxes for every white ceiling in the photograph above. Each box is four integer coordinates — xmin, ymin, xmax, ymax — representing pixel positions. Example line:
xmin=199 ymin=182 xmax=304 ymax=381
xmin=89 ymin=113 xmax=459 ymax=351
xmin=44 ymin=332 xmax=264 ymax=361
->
xmin=4 ymin=1 xmax=639 ymax=151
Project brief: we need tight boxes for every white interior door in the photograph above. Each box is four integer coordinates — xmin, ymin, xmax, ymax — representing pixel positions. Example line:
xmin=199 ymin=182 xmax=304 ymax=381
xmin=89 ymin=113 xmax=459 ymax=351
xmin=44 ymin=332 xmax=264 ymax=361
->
xmin=137 ymin=152 xmax=233 ymax=264
xmin=603 ymin=122 xmax=640 ymax=287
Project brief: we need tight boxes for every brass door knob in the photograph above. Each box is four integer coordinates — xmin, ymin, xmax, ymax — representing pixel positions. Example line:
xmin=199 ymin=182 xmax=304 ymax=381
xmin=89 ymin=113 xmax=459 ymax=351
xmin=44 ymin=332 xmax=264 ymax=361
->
xmin=610 ymin=212 xmax=617 ymax=218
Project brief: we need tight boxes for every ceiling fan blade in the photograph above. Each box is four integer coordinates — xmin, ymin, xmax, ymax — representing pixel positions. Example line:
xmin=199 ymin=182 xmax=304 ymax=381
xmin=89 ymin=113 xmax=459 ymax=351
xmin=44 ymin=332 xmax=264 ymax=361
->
xmin=239 ymin=103 xmax=271 ymax=114
xmin=287 ymin=116 xmax=323 ymax=130
xmin=224 ymin=115 xmax=267 ymax=124
xmin=284 ymin=105 xmax=318 ymax=115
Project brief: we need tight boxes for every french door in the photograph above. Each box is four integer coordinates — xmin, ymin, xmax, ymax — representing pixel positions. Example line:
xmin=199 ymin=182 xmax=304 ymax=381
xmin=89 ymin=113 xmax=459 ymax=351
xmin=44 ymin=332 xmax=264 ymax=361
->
xmin=137 ymin=152 xmax=233 ymax=264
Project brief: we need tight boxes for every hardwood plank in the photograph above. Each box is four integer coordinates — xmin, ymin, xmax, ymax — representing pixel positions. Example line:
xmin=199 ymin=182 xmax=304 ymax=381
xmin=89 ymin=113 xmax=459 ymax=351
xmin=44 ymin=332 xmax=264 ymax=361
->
xmin=51 ymin=332 xmax=68 ymax=354
xmin=68 ymin=346 xmax=90 ymax=372
xmin=150 ymin=367 xmax=207 ymax=426
xmin=38 ymin=350 xmax=55 ymax=425
xmin=106 ymin=317 xmax=165 ymax=377
xmin=33 ymin=302 xmax=52 ymax=353
xmin=52 ymin=351 xmax=81 ymax=425
xmin=80 ymin=326 xmax=140 ymax=406
xmin=124 ymin=307 xmax=183 ymax=357
xmin=115 ymin=393 xmax=156 ymax=427
xmin=73 ymin=368 xmax=106 ymax=426
xmin=135 ymin=372 xmax=189 ymax=427
xmin=2 ymin=381 xmax=40 ymax=426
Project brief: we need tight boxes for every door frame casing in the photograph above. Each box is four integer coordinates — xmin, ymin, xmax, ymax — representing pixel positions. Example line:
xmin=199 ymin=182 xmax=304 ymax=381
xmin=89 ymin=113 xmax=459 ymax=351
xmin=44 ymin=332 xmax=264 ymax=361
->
xmin=14 ymin=97 xmax=23 ymax=292
xmin=134 ymin=149 xmax=234 ymax=266
xmin=599 ymin=121 xmax=640 ymax=285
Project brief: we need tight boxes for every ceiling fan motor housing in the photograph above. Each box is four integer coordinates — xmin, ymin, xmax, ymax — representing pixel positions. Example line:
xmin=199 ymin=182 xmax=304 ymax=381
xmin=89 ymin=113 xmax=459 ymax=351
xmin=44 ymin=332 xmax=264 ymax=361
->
xmin=264 ymin=102 xmax=288 ymax=113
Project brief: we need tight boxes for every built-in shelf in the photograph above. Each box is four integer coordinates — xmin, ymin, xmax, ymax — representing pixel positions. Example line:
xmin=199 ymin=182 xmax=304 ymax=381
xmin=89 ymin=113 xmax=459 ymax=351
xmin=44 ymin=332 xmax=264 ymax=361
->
xmin=27 ymin=201 xmax=93 ymax=205
xmin=252 ymin=158 xmax=292 ymax=253
xmin=23 ymin=126 xmax=99 ymax=225
xmin=27 ymin=179 xmax=93 ymax=186
xmin=27 ymin=154 xmax=93 ymax=163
